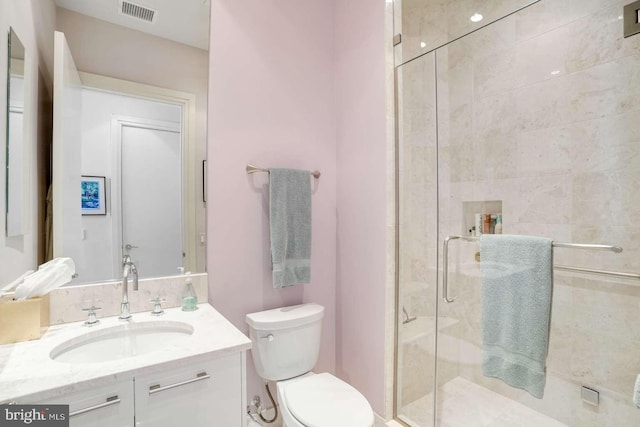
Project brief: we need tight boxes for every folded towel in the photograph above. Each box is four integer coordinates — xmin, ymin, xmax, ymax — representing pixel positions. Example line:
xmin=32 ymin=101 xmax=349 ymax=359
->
xmin=269 ymin=168 xmax=311 ymax=288
xmin=634 ymin=374 xmax=640 ymax=408
xmin=480 ymin=234 xmax=553 ymax=399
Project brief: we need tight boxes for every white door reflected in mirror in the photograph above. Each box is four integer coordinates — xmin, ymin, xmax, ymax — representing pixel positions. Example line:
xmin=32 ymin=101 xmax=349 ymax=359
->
xmin=120 ymin=118 xmax=183 ymax=279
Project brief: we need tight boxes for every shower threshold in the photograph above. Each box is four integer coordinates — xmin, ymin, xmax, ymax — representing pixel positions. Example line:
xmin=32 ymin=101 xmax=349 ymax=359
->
xmin=399 ymin=377 xmax=568 ymax=427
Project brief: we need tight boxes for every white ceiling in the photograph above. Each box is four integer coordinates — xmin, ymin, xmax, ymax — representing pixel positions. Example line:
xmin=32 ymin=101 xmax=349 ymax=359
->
xmin=55 ymin=0 xmax=210 ymax=50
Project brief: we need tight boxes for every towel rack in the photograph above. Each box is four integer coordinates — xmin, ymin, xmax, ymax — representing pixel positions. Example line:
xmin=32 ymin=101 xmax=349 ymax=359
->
xmin=443 ymin=235 xmax=638 ymax=303
xmin=246 ymin=164 xmax=321 ymax=179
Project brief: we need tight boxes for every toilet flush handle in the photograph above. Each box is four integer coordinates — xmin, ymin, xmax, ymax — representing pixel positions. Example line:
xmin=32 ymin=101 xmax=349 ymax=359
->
xmin=260 ymin=334 xmax=274 ymax=342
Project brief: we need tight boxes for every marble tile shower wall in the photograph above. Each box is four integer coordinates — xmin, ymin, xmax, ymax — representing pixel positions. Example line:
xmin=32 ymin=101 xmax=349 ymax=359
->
xmin=394 ymin=0 xmax=537 ymax=64
xmin=398 ymin=0 xmax=640 ymax=424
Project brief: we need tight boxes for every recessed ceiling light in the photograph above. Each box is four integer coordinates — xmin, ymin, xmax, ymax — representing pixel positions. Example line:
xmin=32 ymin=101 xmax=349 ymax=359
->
xmin=550 ymin=70 xmax=561 ymax=75
xmin=420 ymin=42 xmax=427 ymax=48
xmin=470 ymin=13 xmax=483 ymax=23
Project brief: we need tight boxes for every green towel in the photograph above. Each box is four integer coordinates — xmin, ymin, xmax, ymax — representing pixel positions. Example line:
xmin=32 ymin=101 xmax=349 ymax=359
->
xmin=480 ymin=234 xmax=553 ymax=399
xmin=269 ymin=168 xmax=311 ymax=288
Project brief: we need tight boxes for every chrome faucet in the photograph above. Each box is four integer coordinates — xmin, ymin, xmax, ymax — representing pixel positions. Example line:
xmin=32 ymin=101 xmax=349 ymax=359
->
xmin=119 ymin=254 xmax=139 ymax=320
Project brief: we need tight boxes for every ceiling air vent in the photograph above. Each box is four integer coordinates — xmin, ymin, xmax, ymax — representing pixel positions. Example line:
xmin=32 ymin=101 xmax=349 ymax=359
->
xmin=119 ymin=1 xmax=156 ymax=23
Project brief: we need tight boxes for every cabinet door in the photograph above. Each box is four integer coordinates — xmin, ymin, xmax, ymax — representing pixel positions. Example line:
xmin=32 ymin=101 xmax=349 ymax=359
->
xmin=134 ymin=353 xmax=242 ymax=427
xmin=32 ymin=380 xmax=135 ymax=427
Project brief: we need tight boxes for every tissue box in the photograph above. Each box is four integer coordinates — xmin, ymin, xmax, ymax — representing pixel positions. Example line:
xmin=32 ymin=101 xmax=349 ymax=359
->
xmin=0 ymin=294 xmax=50 ymax=345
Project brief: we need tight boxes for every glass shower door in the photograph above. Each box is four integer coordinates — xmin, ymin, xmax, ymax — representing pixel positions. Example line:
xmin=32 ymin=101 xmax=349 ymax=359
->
xmin=396 ymin=0 xmax=640 ymax=426
xmin=434 ymin=0 xmax=640 ymax=426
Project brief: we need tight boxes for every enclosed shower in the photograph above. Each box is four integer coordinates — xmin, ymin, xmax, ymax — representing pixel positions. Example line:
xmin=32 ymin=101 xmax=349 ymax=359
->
xmin=394 ymin=0 xmax=640 ymax=425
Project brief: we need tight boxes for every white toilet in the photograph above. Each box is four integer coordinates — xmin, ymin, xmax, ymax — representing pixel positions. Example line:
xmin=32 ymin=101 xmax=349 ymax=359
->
xmin=246 ymin=303 xmax=374 ymax=427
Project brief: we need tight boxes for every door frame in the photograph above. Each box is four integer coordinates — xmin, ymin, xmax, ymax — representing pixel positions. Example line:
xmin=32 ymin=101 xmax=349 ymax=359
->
xmin=79 ymin=72 xmax=198 ymax=275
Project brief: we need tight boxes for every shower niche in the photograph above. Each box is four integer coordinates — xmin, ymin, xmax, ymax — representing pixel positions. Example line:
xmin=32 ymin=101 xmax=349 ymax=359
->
xmin=461 ymin=200 xmax=502 ymax=236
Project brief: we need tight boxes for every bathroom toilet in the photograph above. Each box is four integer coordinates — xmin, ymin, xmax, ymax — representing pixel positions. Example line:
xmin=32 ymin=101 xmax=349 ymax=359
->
xmin=246 ymin=303 xmax=374 ymax=427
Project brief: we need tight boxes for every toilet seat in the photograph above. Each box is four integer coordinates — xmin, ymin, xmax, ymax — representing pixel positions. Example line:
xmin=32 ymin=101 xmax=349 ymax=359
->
xmin=282 ymin=373 xmax=374 ymax=427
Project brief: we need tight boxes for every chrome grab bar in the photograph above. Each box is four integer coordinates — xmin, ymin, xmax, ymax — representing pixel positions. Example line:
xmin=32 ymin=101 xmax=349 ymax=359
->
xmin=554 ymin=265 xmax=640 ymax=281
xmin=69 ymin=395 xmax=120 ymax=417
xmin=149 ymin=372 xmax=210 ymax=395
xmin=442 ymin=234 xmax=633 ymax=304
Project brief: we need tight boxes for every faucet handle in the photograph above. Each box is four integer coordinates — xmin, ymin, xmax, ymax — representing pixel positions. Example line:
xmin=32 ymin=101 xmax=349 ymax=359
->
xmin=149 ymin=298 xmax=165 ymax=316
xmin=82 ymin=306 xmax=102 ymax=326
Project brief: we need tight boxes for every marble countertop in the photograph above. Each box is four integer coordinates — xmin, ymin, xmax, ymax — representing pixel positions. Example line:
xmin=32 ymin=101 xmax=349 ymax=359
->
xmin=0 ymin=304 xmax=251 ymax=403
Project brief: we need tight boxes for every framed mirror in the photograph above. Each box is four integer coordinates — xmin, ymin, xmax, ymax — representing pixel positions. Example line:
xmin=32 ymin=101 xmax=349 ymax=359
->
xmin=6 ymin=27 xmax=26 ymax=237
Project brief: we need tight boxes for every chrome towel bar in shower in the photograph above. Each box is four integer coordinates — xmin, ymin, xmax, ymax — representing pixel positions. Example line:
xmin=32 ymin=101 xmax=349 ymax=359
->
xmin=246 ymin=164 xmax=321 ymax=179
xmin=442 ymin=235 xmax=638 ymax=303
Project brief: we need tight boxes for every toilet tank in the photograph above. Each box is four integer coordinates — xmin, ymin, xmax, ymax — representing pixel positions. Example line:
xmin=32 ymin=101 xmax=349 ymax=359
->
xmin=246 ymin=303 xmax=324 ymax=381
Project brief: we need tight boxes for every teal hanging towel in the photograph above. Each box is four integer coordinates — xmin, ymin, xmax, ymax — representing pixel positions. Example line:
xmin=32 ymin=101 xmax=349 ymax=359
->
xmin=269 ymin=168 xmax=311 ymax=288
xmin=480 ymin=234 xmax=553 ymax=399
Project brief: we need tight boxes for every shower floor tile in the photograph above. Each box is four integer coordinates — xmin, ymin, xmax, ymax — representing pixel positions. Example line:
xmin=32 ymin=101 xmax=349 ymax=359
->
xmin=399 ymin=377 xmax=568 ymax=427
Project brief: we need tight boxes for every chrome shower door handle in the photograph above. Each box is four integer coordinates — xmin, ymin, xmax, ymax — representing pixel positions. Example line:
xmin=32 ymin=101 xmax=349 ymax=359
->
xmin=125 ymin=244 xmax=138 ymax=251
xmin=443 ymin=235 xmax=458 ymax=303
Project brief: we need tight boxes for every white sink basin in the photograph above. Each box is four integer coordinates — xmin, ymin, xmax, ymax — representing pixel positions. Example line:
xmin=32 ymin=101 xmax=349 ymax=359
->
xmin=50 ymin=321 xmax=194 ymax=364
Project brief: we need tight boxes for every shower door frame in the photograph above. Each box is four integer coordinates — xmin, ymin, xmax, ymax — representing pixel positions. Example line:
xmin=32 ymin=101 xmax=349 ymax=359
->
xmin=392 ymin=2 xmax=551 ymax=426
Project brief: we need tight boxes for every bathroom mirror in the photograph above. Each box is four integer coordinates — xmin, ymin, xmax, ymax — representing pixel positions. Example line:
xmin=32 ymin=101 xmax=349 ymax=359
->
xmin=5 ymin=27 xmax=26 ymax=237
xmin=52 ymin=3 xmax=209 ymax=286
xmin=55 ymin=77 xmax=198 ymax=285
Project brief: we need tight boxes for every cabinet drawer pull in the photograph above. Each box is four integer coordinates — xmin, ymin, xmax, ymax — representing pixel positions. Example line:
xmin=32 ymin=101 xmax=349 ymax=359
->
xmin=69 ymin=395 xmax=120 ymax=417
xmin=148 ymin=372 xmax=210 ymax=395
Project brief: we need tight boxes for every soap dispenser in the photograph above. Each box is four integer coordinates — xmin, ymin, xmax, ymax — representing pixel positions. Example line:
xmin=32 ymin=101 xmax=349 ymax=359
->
xmin=181 ymin=271 xmax=198 ymax=311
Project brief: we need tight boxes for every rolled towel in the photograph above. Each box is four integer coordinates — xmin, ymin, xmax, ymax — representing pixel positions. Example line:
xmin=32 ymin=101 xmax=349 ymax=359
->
xmin=634 ymin=374 xmax=640 ymax=409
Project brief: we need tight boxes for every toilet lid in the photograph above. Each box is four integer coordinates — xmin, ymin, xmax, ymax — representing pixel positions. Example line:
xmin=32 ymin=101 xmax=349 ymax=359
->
xmin=283 ymin=373 xmax=373 ymax=427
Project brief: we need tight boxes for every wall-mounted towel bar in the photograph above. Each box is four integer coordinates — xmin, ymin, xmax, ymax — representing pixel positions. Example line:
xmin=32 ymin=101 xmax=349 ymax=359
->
xmin=443 ymin=235 xmax=638 ymax=303
xmin=246 ymin=164 xmax=321 ymax=179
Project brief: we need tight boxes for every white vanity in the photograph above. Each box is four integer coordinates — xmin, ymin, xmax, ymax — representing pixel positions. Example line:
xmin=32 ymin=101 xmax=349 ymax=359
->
xmin=0 ymin=304 xmax=251 ymax=427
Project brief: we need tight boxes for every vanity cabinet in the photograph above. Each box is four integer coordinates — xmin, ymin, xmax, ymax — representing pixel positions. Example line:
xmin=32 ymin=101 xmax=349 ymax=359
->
xmin=0 ymin=305 xmax=251 ymax=427
xmin=134 ymin=352 xmax=243 ymax=427
xmin=23 ymin=352 xmax=244 ymax=427
xmin=37 ymin=379 xmax=135 ymax=427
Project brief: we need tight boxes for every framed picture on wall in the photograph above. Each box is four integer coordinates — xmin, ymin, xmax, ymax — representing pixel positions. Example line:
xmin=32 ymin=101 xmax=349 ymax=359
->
xmin=81 ymin=176 xmax=107 ymax=215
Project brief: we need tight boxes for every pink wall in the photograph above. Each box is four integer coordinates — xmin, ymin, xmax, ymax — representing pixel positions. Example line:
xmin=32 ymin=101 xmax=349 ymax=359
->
xmin=208 ymin=0 xmax=337 ymax=401
xmin=208 ymin=0 xmax=388 ymax=416
xmin=334 ymin=0 xmax=388 ymax=416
